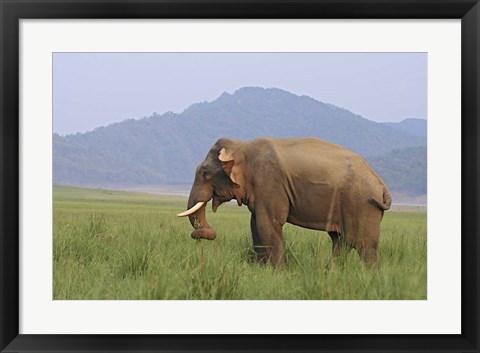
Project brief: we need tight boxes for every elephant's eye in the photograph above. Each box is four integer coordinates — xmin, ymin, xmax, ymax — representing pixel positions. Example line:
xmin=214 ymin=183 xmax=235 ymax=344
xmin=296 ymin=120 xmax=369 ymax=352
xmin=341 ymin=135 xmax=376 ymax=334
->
xmin=199 ymin=165 xmax=212 ymax=180
xmin=202 ymin=169 xmax=209 ymax=180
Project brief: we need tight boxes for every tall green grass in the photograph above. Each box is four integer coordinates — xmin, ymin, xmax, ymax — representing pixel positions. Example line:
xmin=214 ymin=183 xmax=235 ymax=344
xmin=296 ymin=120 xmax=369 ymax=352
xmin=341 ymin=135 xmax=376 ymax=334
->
xmin=53 ymin=185 xmax=427 ymax=300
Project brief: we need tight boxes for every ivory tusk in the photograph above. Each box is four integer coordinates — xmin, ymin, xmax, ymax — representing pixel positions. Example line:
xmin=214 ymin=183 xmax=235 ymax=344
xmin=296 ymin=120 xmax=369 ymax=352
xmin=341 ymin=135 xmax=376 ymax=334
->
xmin=176 ymin=201 xmax=205 ymax=217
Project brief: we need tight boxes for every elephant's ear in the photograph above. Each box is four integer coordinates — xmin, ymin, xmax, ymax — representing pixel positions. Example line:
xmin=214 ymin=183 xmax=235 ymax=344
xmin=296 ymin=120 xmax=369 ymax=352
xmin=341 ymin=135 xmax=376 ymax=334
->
xmin=218 ymin=148 xmax=243 ymax=188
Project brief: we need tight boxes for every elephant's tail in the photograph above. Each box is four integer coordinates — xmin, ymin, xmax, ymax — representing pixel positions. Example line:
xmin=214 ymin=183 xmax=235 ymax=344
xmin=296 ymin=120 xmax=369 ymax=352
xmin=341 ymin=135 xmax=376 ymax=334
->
xmin=371 ymin=186 xmax=392 ymax=211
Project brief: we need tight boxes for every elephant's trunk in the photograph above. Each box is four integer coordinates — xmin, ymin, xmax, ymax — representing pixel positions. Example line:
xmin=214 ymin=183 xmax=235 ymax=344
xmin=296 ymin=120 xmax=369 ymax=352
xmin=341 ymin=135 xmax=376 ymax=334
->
xmin=186 ymin=192 xmax=217 ymax=240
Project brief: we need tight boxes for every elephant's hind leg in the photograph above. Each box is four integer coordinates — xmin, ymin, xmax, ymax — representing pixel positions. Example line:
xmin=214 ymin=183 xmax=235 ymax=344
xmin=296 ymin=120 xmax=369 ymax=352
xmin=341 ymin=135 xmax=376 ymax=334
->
xmin=348 ymin=211 xmax=382 ymax=267
xmin=356 ymin=244 xmax=378 ymax=267
xmin=328 ymin=231 xmax=346 ymax=259
xmin=327 ymin=232 xmax=351 ymax=269
xmin=353 ymin=230 xmax=380 ymax=267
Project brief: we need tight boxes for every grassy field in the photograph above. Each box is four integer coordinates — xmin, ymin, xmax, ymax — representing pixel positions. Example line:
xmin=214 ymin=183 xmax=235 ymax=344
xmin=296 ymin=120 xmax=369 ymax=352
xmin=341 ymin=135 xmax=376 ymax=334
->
xmin=53 ymin=185 xmax=427 ymax=300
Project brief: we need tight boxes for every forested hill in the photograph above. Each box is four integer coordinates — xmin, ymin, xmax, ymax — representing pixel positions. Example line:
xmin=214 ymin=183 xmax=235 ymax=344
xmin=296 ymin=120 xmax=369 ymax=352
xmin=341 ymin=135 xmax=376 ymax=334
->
xmin=383 ymin=118 xmax=427 ymax=137
xmin=53 ymin=87 xmax=427 ymax=196
xmin=369 ymin=146 xmax=427 ymax=196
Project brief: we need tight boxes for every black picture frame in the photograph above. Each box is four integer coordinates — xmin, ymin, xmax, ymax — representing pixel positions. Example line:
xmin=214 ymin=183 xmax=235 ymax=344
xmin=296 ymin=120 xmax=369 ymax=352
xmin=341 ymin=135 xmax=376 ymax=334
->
xmin=1 ymin=1 xmax=478 ymax=352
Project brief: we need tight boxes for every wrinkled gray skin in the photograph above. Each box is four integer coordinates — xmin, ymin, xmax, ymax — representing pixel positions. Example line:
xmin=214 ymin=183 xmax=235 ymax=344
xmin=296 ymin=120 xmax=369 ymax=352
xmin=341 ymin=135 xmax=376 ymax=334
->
xmin=184 ymin=137 xmax=392 ymax=266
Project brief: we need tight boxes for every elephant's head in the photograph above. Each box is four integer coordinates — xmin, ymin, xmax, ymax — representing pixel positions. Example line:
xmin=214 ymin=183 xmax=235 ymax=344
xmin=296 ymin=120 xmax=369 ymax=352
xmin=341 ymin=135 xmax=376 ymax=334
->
xmin=177 ymin=138 xmax=246 ymax=240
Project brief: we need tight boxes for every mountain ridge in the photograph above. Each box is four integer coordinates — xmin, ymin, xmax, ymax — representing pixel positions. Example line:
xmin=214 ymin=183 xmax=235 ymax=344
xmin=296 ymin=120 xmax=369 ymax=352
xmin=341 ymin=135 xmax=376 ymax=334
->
xmin=53 ymin=87 xmax=427 ymax=195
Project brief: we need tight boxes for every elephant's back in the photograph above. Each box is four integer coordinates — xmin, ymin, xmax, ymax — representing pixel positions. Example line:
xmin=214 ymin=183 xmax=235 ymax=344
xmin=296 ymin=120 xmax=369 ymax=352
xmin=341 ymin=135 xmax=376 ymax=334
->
xmin=272 ymin=137 xmax=356 ymax=158
xmin=271 ymin=137 xmax=386 ymax=194
xmin=272 ymin=137 xmax=358 ymax=171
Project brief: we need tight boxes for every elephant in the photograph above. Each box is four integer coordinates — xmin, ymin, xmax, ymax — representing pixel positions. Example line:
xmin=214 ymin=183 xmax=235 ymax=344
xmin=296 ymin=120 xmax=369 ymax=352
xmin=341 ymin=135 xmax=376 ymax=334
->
xmin=177 ymin=137 xmax=392 ymax=267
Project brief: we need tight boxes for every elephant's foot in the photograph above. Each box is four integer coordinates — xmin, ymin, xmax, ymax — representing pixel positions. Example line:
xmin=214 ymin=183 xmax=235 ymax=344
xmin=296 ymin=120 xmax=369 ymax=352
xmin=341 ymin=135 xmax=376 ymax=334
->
xmin=191 ymin=227 xmax=217 ymax=240
xmin=355 ymin=246 xmax=378 ymax=267
xmin=262 ymin=247 xmax=286 ymax=267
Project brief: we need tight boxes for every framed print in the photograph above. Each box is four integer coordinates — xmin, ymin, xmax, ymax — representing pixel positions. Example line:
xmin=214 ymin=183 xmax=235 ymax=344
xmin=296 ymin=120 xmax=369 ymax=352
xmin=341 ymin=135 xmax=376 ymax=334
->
xmin=1 ymin=0 xmax=479 ymax=352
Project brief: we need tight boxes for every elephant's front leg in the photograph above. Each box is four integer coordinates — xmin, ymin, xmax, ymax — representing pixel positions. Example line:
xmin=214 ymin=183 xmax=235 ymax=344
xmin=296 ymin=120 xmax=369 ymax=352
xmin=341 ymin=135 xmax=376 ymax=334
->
xmin=250 ymin=214 xmax=267 ymax=263
xmin=250 ymin=210 xmax=285 ymax=266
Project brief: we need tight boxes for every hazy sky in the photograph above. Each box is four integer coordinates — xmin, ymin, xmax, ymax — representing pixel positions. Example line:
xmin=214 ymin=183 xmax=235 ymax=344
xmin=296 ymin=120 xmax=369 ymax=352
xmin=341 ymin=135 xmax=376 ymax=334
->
xmin=53 ymin=53 xmax=427 ymax=135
